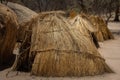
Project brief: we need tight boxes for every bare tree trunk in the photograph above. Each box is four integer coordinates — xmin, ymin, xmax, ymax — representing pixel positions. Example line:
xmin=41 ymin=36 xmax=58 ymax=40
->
xmin=114 ymin=0 xmax=119 ymax=21
xmin=78 ymin=0 xmax=86 ymax=13
xmin=106 ymin=12 xmax=112 ymax=25
xmin=114 ymin=6 xmax=119 ymax=21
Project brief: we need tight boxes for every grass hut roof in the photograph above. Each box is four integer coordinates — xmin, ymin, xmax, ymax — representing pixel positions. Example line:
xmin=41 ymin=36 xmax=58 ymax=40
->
xmin=89 ymin=16 xmax=114 ymax=42
xmin=7 ymin=2 xmax=38 ymax=24
xmin=0 ymin=3 xmax=18 ymax=67
xmin=13 ymin=11 xmax=113 ymax=77
xmin=7 ymin=2 xmax=38 ymax=42
xmin=68 ymin=15 xmax=99 ymax=48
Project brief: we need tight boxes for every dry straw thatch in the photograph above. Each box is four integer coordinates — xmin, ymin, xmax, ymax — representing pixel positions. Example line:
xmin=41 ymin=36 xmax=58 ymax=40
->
xmin=7 ymin=2 xmax=38 ymax=24
xmin=89 ymin=16 xmax=114 ymax=42
xmin=23 ymin=12 xmax=113 ymax=77
xmin=7 ymin=3 xmax=38 ymax=70
xmin=11 ymin=11 xmax=66 ymax=71
xmin=0 ymin=2 xmax=38 ymax=70
xmin=68 ymin=14 xmax=100 ymax=48
xmin=0 ymin=3 xmax=18 ymax=66
xmin=7 ymin=2 xmax=38 ymax=42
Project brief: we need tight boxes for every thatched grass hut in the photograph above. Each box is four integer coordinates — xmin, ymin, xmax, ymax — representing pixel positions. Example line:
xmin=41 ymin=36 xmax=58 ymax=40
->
xmin=0 ymin=3 xmax=18 ymax=67
xmin=89 ymin=16 xmax=114 ymax=42
xmin=15 ymin=12 xmax=113 ymax=77
xmin=6 ymin=3 xmax=38 ymax=70
xmin=68 ymin=14 xmax=100 ymax=48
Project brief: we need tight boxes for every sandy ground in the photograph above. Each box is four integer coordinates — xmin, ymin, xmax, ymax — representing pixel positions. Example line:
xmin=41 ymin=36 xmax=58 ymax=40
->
xmin=0 ymin=22 xmax=120 ymax=80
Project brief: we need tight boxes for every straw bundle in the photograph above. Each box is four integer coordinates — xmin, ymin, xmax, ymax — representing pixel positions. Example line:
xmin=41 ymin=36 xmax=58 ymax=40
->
xmin=90 ymin=16 xmax=114 ymax=42
xmin=25 ymin=12 xmax=113 ymax=77
xmin=0 ymin=3 xmax=18 ymax=66
xmin=98 ymin=17 xmax=114 ymax=40
xmin=68 ymin=15 xmax=99 ymax=48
